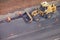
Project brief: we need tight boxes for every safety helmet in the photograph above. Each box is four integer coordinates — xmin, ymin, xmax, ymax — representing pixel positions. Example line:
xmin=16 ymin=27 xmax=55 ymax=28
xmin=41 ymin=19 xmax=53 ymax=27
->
xmin=41 ymin=1 xmax=49 ymax=7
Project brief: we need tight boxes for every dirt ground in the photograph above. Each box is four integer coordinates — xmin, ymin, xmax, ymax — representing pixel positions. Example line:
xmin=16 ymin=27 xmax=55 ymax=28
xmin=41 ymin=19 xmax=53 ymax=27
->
xmin=0 ymin=0 xmax=55 ymax=15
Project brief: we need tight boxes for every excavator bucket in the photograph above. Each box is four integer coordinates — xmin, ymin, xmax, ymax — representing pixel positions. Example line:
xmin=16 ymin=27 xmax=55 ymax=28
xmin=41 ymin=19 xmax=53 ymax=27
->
xmin=22 ymin=12 xmax=33 ymax=23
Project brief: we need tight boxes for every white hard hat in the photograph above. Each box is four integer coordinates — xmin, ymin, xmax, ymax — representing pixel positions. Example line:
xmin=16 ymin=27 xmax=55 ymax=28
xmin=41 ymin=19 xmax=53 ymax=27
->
xmin=41 ymin=1 xmax=49 ymax=7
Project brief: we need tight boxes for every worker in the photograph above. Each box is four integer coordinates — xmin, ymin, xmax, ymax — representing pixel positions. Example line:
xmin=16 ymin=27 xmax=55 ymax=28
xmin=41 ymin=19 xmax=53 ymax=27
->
xmin=6 ymin=16 xmax=11 ymax=22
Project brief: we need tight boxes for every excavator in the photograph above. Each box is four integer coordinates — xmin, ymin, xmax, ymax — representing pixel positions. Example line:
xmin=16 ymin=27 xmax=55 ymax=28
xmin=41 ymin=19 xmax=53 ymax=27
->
xmin=22 ymin=1 xmax=56 ymax=23
xmin=5 ymin=1 xmax=56 ymax=23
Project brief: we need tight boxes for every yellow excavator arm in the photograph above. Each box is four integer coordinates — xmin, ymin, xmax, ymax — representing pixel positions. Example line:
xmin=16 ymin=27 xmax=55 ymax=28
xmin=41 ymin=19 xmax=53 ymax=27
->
xmin=45 ymin=4 xmax=56 ymax=14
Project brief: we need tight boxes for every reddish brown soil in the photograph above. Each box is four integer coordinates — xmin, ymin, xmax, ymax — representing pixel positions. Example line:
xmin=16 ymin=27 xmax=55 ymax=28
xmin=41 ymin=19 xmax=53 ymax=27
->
xmin=0 ymin=0 xmax=55 ymax=15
